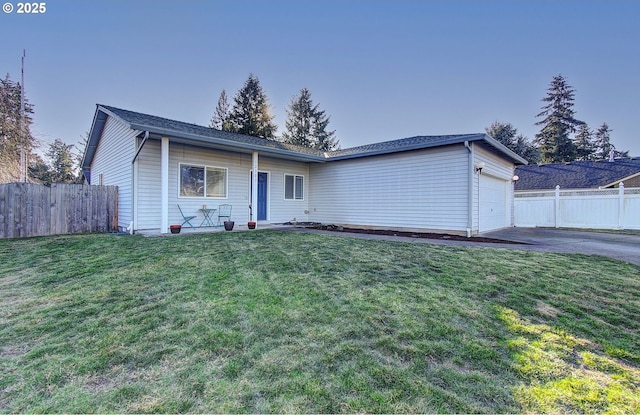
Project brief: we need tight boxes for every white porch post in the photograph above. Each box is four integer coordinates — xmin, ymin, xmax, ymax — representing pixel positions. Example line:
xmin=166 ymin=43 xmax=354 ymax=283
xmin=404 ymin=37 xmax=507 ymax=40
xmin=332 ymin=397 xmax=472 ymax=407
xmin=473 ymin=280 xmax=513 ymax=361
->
xmin=161 ymin=137 xmax=169 ymax=233
xmin=251 ymin=151 xmax=259 ymax=228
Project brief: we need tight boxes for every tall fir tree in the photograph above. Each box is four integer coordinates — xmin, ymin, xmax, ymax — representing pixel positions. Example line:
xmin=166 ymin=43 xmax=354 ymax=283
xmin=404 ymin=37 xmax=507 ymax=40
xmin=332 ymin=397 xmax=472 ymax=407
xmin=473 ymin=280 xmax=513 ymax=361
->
xmin=534 ymin=74 xmax=584 ymax=163
xmin=282 ymin=88 xmax=339 ymax=151
xmin=0 ymin=74 xmax=36 ymax=183
xmin=282 ymin=88 xmax=314 ymax=148
xmin=228 ymin=74 xmax=277 ymax=139
xmin=209 ymin=89 xmax=232 ymax=131
xmin=573 ymin=123 xmax=596 ymax=161
xmin=486 ymin=121 xmax=539 ymax=164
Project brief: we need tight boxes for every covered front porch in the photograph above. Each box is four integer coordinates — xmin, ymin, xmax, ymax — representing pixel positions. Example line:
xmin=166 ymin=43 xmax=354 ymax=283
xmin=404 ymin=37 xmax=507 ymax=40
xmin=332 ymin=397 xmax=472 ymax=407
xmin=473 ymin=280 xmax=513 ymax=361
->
xmin=133 ymin=135 xmax=319 ymax=234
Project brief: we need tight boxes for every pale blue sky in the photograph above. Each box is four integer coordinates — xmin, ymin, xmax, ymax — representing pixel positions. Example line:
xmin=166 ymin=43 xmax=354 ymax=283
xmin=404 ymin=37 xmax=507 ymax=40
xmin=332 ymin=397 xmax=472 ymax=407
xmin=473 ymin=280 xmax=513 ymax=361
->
xmin=1 ymin=0 xmax=638 ymax=156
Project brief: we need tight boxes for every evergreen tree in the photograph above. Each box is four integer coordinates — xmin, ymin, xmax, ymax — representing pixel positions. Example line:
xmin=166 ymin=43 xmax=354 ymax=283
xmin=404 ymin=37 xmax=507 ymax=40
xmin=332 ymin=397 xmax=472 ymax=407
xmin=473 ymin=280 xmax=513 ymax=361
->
xmin=311 ymin=105 xmax=339 ymax=151
xmin=46 ymin=139 xmax=77 ymax=184
xmin=534 ymin=74 xmax=584 ymax=163
xmin=282 ymin=88 xmax=314 ymax=148
xmin=228 ymin=74 xmax=277 ymax=139
xmin=29 ymin=134 xmax=91 ymax=186
xmin=282 ymin=88 xmax=339 ymax=151
xmin=74 ymin=133 xmax=88 ymax=183
xmin=486 ymin=121 xmax=517 ymax=149
xmin=574 ymin=123 xmax=596 ymax=161
xmin=486 ymin=121 xmax=539 ymax=164
xmin=616 ymin=148 xmax=630 ymax=158
xmin=209 ymin=89 xmax=232 ymax=131
xmin=0 ymin=74 xmax=36 ymax=183
xmin=513 ymin=134 xmax=540 ymax=165
xmin=593 ymin=122 xmax=613 ymax=160
xmin=28 ymin=153 xmax=52 ymax=185
xmin=591 ymin=122 xmax=628 ymax=160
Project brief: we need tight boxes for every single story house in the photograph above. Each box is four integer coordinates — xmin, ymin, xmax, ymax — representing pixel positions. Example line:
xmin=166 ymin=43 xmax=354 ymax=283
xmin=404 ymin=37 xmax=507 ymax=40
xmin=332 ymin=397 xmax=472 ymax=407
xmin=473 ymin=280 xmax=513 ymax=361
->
xmin=515 ymin=158 xmax=640 ymax=191
xmin=81 ymin=105 xmax=527 ymax=235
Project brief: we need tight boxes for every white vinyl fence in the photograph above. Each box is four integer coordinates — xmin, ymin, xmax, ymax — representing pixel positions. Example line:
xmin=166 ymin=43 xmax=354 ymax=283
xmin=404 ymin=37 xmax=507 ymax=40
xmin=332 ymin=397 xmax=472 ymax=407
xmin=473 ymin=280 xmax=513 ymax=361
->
xmin=514 ymin=183 xmax=640 ymax=230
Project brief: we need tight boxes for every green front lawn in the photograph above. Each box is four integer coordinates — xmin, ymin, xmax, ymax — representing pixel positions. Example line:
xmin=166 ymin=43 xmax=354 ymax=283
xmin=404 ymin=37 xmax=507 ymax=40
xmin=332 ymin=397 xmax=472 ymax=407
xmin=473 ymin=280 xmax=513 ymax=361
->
xmin=1 ymin=230 xmax=638 ymax=413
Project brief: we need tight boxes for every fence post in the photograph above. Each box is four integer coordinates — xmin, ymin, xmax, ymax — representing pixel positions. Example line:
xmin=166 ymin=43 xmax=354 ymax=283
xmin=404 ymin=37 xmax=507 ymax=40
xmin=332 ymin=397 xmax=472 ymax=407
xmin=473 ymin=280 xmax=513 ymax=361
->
xmin=555 ymin=185 xmax=560 ymax=228
xmin=618 ymin=182 xmax=625 ymax=229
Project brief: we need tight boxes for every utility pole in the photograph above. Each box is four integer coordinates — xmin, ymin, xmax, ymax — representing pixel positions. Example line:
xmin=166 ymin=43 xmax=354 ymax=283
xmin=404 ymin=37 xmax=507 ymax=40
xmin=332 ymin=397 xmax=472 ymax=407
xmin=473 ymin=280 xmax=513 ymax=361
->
xmin=19 ymin=49 xmax=27 ymax=182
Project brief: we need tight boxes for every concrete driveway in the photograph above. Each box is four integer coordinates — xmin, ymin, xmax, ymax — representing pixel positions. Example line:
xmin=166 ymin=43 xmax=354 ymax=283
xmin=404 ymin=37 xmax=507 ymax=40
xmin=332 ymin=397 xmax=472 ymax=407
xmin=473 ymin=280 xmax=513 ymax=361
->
xmin=280 ymin=226 xmax=640 ymax=266
xmin=482 ymin=227 xmax=640 ymax=266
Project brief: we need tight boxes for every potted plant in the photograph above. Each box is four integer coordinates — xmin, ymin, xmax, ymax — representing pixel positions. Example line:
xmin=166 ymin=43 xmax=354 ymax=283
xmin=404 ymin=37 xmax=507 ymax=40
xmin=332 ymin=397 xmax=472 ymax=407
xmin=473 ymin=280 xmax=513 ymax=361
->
xmin=169 ymin=224 xmax=181 ymax=234
xmin=224 ymin=220 xmax=235 ymax=231
xmin=247 ymin=204 xmax=256 ymax=230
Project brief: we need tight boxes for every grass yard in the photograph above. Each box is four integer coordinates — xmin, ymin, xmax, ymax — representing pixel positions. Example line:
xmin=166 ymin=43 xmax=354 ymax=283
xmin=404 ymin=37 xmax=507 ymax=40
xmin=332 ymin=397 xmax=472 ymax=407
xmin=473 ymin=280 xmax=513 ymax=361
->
xmin=0 ymin=230 xmax=638 ymax=413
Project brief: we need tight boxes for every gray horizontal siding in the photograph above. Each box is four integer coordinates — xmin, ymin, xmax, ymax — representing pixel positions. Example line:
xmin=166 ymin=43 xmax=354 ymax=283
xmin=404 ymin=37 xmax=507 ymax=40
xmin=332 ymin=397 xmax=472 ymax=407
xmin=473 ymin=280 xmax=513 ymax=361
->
xmin=308 ymin=145 xmax=469 ymax=231
xmin=254 ymin=156 xmax=309 ymax=223
xmin=131 ymin=138 xmax=515 ymax=233
xmin=135 ymin=139 xmax=162 ymax=230
xmin=90 ymin=116 xmax=135 ymax=229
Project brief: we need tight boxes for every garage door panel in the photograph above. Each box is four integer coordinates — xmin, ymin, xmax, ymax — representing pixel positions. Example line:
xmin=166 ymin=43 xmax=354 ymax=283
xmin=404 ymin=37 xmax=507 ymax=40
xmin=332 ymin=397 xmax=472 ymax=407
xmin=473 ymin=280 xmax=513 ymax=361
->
xmin=479 ymin=175 xmax=508 ymax=232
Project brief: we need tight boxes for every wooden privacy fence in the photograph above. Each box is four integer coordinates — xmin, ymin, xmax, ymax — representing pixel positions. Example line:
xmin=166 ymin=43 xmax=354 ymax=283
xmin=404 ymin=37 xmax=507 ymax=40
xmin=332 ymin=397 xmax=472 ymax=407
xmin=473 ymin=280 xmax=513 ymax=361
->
xmin=0 ymin=183 xmax=118 ymax=238
xmin=514 ymin=183 xmax=640 ymax=230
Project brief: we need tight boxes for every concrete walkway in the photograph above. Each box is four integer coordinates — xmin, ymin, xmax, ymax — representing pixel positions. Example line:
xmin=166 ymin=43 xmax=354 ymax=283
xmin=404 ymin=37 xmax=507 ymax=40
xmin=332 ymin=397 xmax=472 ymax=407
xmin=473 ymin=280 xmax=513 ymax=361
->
xmin=278 ymin=226 xmax=640 ymax=266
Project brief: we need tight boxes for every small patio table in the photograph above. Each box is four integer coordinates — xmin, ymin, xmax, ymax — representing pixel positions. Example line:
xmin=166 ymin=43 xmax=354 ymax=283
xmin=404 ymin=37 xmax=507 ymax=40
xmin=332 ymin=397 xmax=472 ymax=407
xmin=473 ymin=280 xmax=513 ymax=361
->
xmin=199 ymin=208 xmax=217 ymax=227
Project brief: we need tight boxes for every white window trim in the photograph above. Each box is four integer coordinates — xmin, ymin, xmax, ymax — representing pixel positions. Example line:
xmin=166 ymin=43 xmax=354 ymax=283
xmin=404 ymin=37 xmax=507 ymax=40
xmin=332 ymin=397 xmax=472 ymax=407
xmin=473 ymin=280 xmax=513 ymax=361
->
xmin=178 ymin=163 xmax=229 ymax=199
xmin=284 ymin=173 xmax=304 ymax=201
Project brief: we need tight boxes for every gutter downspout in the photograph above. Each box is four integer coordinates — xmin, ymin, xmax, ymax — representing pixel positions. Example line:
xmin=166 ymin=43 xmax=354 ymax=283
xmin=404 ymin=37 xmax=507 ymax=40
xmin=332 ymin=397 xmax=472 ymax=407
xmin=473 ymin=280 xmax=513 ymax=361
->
xmin=129 ymin=131 xmax=149 ymax=234
xmin=464 ymin=141 xmax=473 ymax=237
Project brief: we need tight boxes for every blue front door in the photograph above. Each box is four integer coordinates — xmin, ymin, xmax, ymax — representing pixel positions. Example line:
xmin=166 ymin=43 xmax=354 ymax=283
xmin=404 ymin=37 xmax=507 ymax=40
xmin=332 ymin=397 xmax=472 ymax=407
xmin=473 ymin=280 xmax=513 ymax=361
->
xmin=257 ymin=172 xmax=267 ymax=220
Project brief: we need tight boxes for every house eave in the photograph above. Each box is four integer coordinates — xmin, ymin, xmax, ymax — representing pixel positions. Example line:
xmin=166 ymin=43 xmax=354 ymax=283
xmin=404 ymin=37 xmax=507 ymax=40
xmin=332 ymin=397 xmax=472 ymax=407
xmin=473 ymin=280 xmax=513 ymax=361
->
xmin=326 ymin=133 xmax=528 ymax=165
xmin=139 ymin=126 xmax=327 ymax=163
xmin=80 ymin=106 xmax=109 ymax=180
xmin=90 ymin=105 xmax=327 ymax=164
xmin=480 ymin=134 xmax=529 ymax=165
xmin=84 ymin=104 xmax=528 ymax=170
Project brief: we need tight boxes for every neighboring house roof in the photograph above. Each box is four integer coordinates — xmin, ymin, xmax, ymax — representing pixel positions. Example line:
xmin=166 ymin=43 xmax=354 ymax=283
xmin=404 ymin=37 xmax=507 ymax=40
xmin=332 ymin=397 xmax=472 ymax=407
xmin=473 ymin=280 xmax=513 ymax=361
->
xmin=515 ymin=158 xmax=640 ymax=191
xmin=82 ymin=104 xmax=528 ymax=172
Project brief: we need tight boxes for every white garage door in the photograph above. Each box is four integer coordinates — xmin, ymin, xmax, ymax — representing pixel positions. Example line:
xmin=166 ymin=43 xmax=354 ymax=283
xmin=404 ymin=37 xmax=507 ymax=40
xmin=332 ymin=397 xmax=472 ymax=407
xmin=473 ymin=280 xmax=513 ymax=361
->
xmin=479 ymin=175 xmax=509 ymax=232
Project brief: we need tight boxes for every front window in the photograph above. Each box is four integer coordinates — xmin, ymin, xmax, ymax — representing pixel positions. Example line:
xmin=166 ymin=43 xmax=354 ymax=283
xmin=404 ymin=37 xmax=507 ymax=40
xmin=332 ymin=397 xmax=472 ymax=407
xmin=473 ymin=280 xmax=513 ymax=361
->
xmin=180 ymin=164 xmax=227 ymax=198
xmin=285 ymin=174 xmax=304 ymax=200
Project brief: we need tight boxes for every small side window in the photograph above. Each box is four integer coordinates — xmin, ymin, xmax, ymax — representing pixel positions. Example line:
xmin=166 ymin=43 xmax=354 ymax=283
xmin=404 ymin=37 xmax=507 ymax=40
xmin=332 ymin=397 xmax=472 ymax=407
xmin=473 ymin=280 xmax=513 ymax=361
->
xmin=284 ymin=174 xmax=304 ymax=200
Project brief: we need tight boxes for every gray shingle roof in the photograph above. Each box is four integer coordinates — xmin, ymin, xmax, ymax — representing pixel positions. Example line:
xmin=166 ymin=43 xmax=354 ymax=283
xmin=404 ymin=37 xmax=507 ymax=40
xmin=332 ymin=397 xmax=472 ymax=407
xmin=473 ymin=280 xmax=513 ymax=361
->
xmin=100 ymin=105 xmax=326 ymax=158
xmin=515 ymin=159 xmax=640 ymax=190
xmin=83 ymin=105 xmax=528 ymax=170
xmin=327 ymin=134 xmax=486 ymax=159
